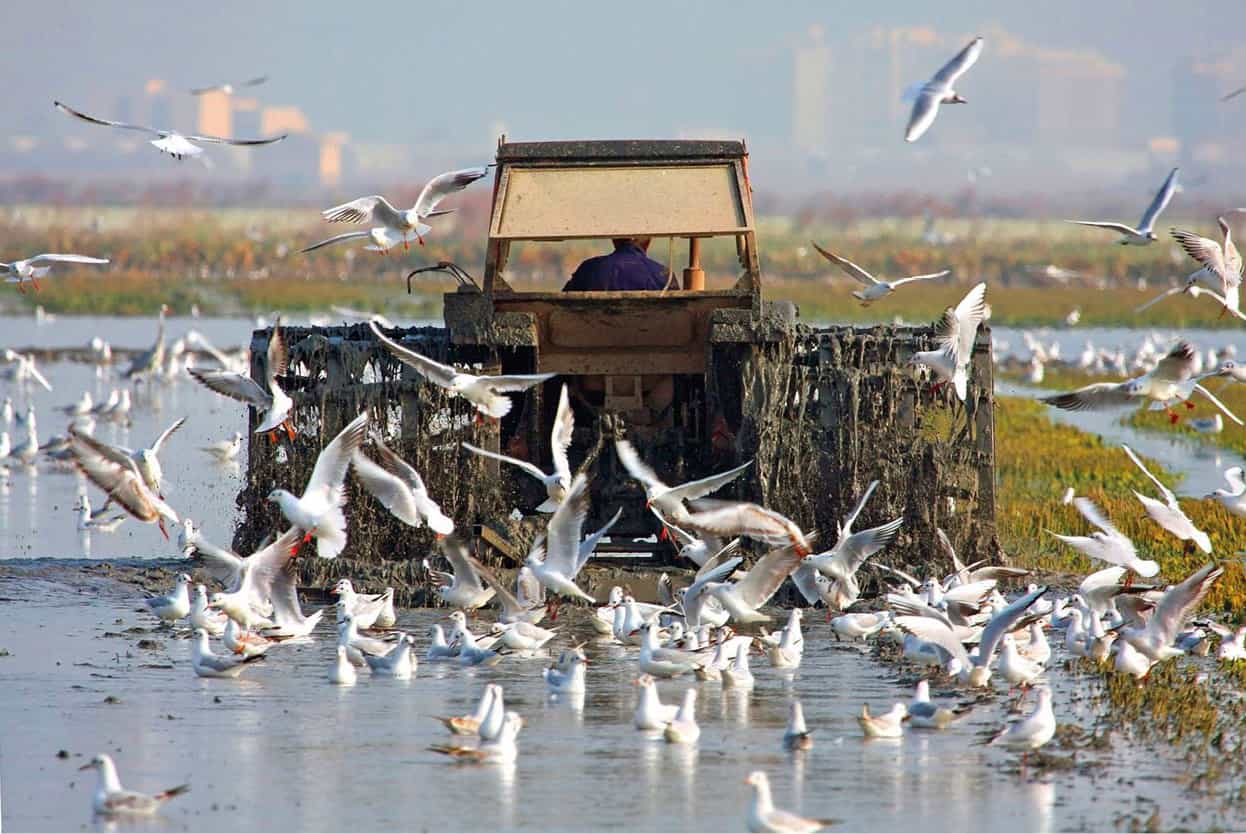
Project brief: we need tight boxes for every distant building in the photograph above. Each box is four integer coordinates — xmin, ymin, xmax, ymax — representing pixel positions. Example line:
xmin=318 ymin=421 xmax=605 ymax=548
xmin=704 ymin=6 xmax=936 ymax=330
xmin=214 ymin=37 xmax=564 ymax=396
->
xmin=197 ymin=90 xmax=232 ymax=139
xmin=792 ymin=24 xmax=831 ymax=156
xmin=319 ymin=132 xmax=349 ymax=187
xmin=261 ymin=106 xmax=310 ymax=137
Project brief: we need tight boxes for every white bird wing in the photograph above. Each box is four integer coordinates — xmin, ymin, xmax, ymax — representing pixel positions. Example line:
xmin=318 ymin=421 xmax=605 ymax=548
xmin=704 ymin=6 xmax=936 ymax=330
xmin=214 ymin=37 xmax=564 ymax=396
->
xmin=185 ymin=131 xmax=287 ymax=147
xmin=149 ymin=417 xmax=186 ymax=455
xmin=478 ymin=373 xmax=556 ymax=393
xmin=976 ymin=585 xmax=1047 ymax=662
xmin=937 ymin=282 xmax=988 ymax=371
xmin=266 ymin=318 xmax=290 ymax=380
xmin=1193 ymin=383 xmax=1245 ymax=425
xmin=940 ymin=578 xmax=996 ymax=607
xmin=544 ymin=474 xmax=590 ymax=577
xmin=466 ymin=555 xmax=528 ymax=619
xmin=685 ymin=556 xmax=744 ymax=609
xmin=664 ymin=459 xmax=753 ymax=504
xmin=810 ymin=242 xmax=878 ymax=286
xmin=791 ymin=561 xmax=830 ymax=606
xmin=460 ymin=442 xmax=549 ymax=481
xmin=1133 ymin=284 xmax=1187 ymax=314
xmin=1137 ymin=168 xmax=1179 ymax=233
xmin=54 ymin=101 xmax=161 ymax=136
xmin=890 ymin=269 xmax=952 ymax=288
xmin=937 ymin=527 xmax=965 ymax=577
xmin=904 ymin=88 xmax=943 ymax=142
xmin=1040 ymin=381 xmax=1134 ymax=411
xmin=442 ymin=538 xmax=488 ymax=593
xmin=686 ymin=501 xmax=797 ymax=548
xmin=351 ymin=450 xmax=422 ymax=526
xmin=887 ymin=595 xmax=955 ymax=628
xmin=1121 ymin=444 xmax=1177 ymax=506
xmin=1066 ymin=220 xmax=1142 ymax=236
xmin=734 ymin=531 xmax=818 ymax=609
xmin=368 ymin=320 xmax=457 ymax=388
xmin=931 ymin=36 xmax=984 ymax=86
xmin=413 ymin=166 xmax=492 ymax=217
xmin=841 ymin=480 xmax=880 ymax=535
xmin=614 ymin=439 xmax=667 ymax=492
xmin=1172 ymin=228 xmax=1229 ymax=286
xmin=577 ymin=507 xmax=622 ymax=573
xmin=189 ymin=538 xmax=245 ymax=588
xmin=188 ymin=367 xmax=272 ymax=408
xmin=321 ymin=195 xmax=404 ymax=227
xmin=1074 ymin=496 xmax=1125 ymax=538
xmin=69 ymin=433 xmax=167 ymax=523
xmin=694 ymin=538 xmax=744 ymax=580
xmin=1149 ymin=564 xmax=1223 ymax=646
xmin=190 ymin=75 xmax=268 ymax=95
xmin=1225 ymin=466 xmax=1246 ymax=494
xmin=820 ymin=517 xmax=904 ymax=582
xmin=894 ymin=615 xmax=969 ymax=665
xmin=300 ymin=230 xmax=372 ymax=254
xmin=550 ymin=383 xmax=574 ymax=484
xmin=26 ymin=254 xmax=109 ymax=266
xmin=241 ymin=528 xmax=301 ymax=605
xmin=303 ymin=412 xmax=369 ymax=503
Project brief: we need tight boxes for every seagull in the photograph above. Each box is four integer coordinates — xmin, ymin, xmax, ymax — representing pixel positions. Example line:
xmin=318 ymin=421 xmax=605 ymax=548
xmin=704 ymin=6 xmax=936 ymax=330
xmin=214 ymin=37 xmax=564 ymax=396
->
xmin=906 ymin=680 xmax=965 ymax=729
xmin=145 ymin=573 xmax=192 ymax=622
xmin=1205 ymin=466 xmax=1246 ymax=517
xmin=467 ymin=555 xmax=546 ymax=625
xmin=744 ymin=771 xmax=834 ymax=834
xmin=811 ymin=242 xmax=950 ymax=304
xmin=267 ymin=412 xmax=369 ymax=558
xmin=55 ymin=100 xmax=287 ymax=161
xmin=999 ymin=635 xmax=1044 ymax=689
xmin=685 ymin=500 xmax=809 ymax=556
xmin=544 ymin=647 xmax=588 ymax=694
xmin=1048 ymin=496 xmax=1159 ymax=577
xmin=1040 ymin=341 xmax=1242 ymax=425
xmin=190 ymin=75 xmax=268 ymax=96
xmin=615 ymin=438 xmax=751 ymax=530
xmin=1067 ymin=168 xmax=1179 ymax=245
xmin=662 ymin=688 xmax=701 ymax=744
xmin=428 ymin=538 xmax=496 ymax=610
xmin=208 ymin=528 xmax=305 ymax=631
xmin=75 ymin=495 xmax=126 ymax=534
xmin=351 ymin=435 xmax=454 ymax=536
xmin=179 ymin=520 xmax=244 ymax=591
xmin=369 ymin=320 xmax=554 ymax=419
xmin=201 ymin=432 xmax=243 ymax=463
xmin=315 ymin=166 xmax=492 ymax=252
xmin=633 ymin=674 xmax=680 ymax=730
xmin=1119 ymin=563 xmax=1224 ymax=663
xmin=337 ymin=613 xmax=397 ymax=664
xmin=188 ymin=584 xmax=227 ymax=636
xmin=909 ymin=281 xmax=988 ymax=402
xmin=801 ymin=480 xmax=903 ymax=609
xmin=428 ymin=711 xmax=523 ymax=764
xmin=1223 ymin=84 xmax=1246 ymax=102
xmin=828 ymin=611 xmax=892 ymax=641
xmin=78 ymin=754 xmax=188 ymax=818
xmin=989 ymin=686 xmax=1055 ymax=765
xmin=637 ymin=621 xmax=709 ymax=678
xmin=525 ymin=474 xmax=602 ymax=606
xmin=329 ymin=645 xmax=357 ymax=685
xmin=1 ymin=253 xmax=108 ymax=293
xmin=1121 ymin=444 xmax=1212 ymax=553
xmin=70 ymin=429 xmax=179 ymax=539
xmin=122 ymin=304 xmax=169 ymax=382
xmin=1171 ymin=219 xmax=1242 ymax=311
xmin=782 ymin=700 xmax=813 ymax=751
xmin=721 ymin=639 xmax=756 ymax=690
xmin=330 ymin=578 xmax=394 ymax=630
xmin=364 ymin=633 xmax=417 ymax=679
xmin=903 ymin=36 xmax=983 ymax=142
xmin=222 ymin=619 xmax=270 ymax=659
xmin=489 ymin=620 xmax=556 ymax=652
xmin=462 ymin=384 xmax=574 ymax=512
xmin=858 ymin=702 xmax=906 ymax=738
xmin=190 ymin=628 xmax=264 ymax=678
xmin=448 ymin=611 xmax=503 ymax=667
xmin=189 ymin=315 xmax=294 ymax=442
xmin=70 ymin=417 xmax=185 ymax=497
xmin=700 ymin=534 xmax=816 ymax=624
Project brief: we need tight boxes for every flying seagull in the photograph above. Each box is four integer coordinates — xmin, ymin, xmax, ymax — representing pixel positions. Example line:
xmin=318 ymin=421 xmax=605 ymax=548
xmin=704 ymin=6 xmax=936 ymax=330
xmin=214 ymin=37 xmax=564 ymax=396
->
xmin=1067 ymin=168 xmax=1179 ymax=245
xmin=811 ymin=243 xmax=949 ymax=304
xmin=54 ymin=100 xmax=287 ymax=161
xmin=190 ymin=75 xmax=268 ymax=96
xmin=1 ymin=253 xmax=108 ymax=293
xmin=903 ymin=36 xmax=983 ymax=142
xmin=909 ymin=281 xmax=988 ymax=401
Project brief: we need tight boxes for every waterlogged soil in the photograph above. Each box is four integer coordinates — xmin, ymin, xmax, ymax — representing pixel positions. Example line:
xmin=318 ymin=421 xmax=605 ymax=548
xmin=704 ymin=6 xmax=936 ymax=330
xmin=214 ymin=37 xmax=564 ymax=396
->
xmin=1 ymin=565 xmax=1243 ymax=833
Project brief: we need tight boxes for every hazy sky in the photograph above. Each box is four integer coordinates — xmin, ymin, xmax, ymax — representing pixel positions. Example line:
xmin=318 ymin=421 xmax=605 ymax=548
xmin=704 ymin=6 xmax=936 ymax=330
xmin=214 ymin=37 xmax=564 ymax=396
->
xmin=7 ymin=1 xmax=1246 ymax=192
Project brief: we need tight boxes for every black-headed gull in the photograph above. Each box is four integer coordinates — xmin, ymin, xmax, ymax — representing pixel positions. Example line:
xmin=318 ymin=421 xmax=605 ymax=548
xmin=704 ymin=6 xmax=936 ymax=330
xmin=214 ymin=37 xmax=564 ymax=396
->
xmin=207 ymin=528 xmax=304 ymax=630
xmin=55 ymin=100 xmax=287 ymax=161
xmin=70 ymin=428 xmax=179 ymax=539
xmin=315 ymin=166 xmax=492 ymax=252
xmin=782 ymin=700 xmax=812 ymax=751
xmin=190 ymin=75 xmax=268 ymax=96
xmin=744 ymin=770 xmax=834 ymax=833
xmin=662 ymin=688 xmax=700 ymax=744
xmin=802 ymin=480 xmax=903 ymax=608
xmin=72 ymin=417 xmax=184 ymax=497
xmin=615 ymin=438 xmax=751 ymax=529
xmin=699 ymin=534 xmax=816 ymax=624
xmin=369 ymin=319 xmax=554 ymax=419
xmin=909 ymin=281 xmax=987 ymax=402
xmin=828 ymin=611 xmax=892 ymax=641
xmin=721 ymin=640 xmax=755 ymax=690
xmin=858 ymin=702 xmax=906 ymax=738
xmin=79 ymin=754 xmax=188 ymax=818
xmin=1121 ymin=444 xmax=1211 ymax=553
xmin=1048 ymin=496 xmax=1159 ymax=577
xmin=189 ymin=584 xmax=227 ymax=636
xmin=1 ymin=253 xmax=108 ymax=293
xmin=989 ymin=686 xmax=1055 ymax=765
xmin=330 ymin=578 xmax=393 ymax=629
xmin=329 ymin=645 xmax=357 ymax=685
xmin=1205 ymin=466 xmax=1246 ymax=517
xmin=462 ymin=383 xmax=574 ymax=512
xmin=190 ymin=628 xmax=264 ymax=678
xmin=637 ymin=621 xmax=709 ymax=678
xmin=903 ymin=36 xmax=983 ymax=142
xmin=1067 ymin=168 xmax=1179 ymax=245
xmin=489 ymin=620 xmax=556 ymax=652
xmin=544 ymin=647 xmax=587 ymax=694
xmin=435 ymin=684 xmax=499 ymax=735
xmin=811 ymin=242 xmax=950 ymax=303
xmin=189 ymin=315 xmax=294 ymax=442
xmin=633 ymin=673 xmax=679 ymax=729
xmin=223 ymin=619 xmax=270 ymax=659
xmin=1171 ymin=218 xmax=1242 ymax=309
xmin=352 ymin=434 xmax=454 ymax=536
xmin=267 ymin=411 xmax=369 ymax=558
xmin=999 ymin=635 xmax=1044 ymax=689
xmin=906 ymin=680 xmax=965 ymax=729
xmin=428 ymin=538 xmax=496 ymax=610
xmin=468 ymin=555 xmax=546 ymax=624
xmin=429 ymin=710 xmax=523 ymax=763
xmin=201 ymin=432 xmax=242 ymax=463
xmin=685 ymin=500 xmax=809 ymax=556
xmin=525 ymin=474 xmax=603 ymax=606
xmin=1120 ymin=562 xmax=1223 ymax=663
xmin=364 ymin=633 xmax=416 ymax=679
xmin=145 ymin=573 xmax=191 ymax=622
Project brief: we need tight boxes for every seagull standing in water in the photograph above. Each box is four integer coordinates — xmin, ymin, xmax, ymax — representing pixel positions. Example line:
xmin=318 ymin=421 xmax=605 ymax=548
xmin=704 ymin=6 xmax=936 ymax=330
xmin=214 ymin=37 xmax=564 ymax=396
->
xmin=811 ymin=242 xmax=950 ymax=304
xmin=55 ymin=100 xmax=287 ymax=161
xmin=1067 ymin=168 xmax=1179 ymax=245
xmin=744 ymin=771 xmax=835 ymax=833
xmin=903 ymin=36 xmax=984 ymax=142
xmin=79 ymin=754 xmax=189 ymax=818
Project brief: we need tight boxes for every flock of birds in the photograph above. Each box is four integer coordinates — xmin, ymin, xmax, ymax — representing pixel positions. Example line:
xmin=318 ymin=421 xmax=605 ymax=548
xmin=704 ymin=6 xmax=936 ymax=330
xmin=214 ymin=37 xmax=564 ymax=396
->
xmin=3 ymin=48 xmax=1244 ymax=832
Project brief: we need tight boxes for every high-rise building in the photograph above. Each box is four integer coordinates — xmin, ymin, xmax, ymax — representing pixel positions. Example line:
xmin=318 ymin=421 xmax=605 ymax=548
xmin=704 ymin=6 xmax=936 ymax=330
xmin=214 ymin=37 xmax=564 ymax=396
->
xmin=792 ymin=24 xmax=831 ymax=156
xmin=319 ymin=132 xmax=349 ymax=188
xmin=261 ymin=106 xmax=311 ymax=137
xmin=197 ymin=90 xmax=232 ymax=139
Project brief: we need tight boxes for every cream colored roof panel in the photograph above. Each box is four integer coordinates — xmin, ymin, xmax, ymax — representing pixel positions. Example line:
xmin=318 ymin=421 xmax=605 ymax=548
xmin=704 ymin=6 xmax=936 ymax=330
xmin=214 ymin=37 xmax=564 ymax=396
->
xmin=491 ymin=164 xmax=750 ymax=240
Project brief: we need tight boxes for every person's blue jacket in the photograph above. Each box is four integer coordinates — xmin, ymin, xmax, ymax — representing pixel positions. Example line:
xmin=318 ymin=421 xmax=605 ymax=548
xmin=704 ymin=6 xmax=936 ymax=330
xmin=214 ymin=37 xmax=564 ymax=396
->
xmin=562 ymin=242 xmax=669 ymax=292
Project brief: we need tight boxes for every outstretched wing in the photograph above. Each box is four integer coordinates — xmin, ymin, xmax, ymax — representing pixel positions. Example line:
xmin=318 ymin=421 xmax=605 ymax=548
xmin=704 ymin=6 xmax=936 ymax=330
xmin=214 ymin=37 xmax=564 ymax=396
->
xmin=304 ymin=412 xmax=369 ymax=501
xmin=266 ymin=317 xmax=290 ymax=380
xmin=1193 ymin=383 xmax=1245 ymax=426
xmin=300 ymin=230 xmax=371 ymax=254
xmin=663 ymin=459 xmax=753 ymax=504
xmin=368 ymin=320 xmax=457 ymax=388
xmin=188 ymin=367 xmax=271 ymax=408
xmin=550 ymin=383 xmax=574 ymax=483
xmin=26 ymin=254 xmax=109 ymax=266
xmin=54 ymin=101 xmax=160 ymax=135
xmin=931 ymin=36 xmax=984 ymax=86
xmin=414 ymin=166 xmax=492 ymax=217
xmin=734 ymin=531 xmax=819 ymax=609
xmin=321 ymin=195 xmax=404 ymax=227
xmin=461 ymin=442 xmax=549 ymax=481
xmin=150 ymin=417 xmax=186 ymax=455
xmin=544 ymin=474 xmax=590 ymax=577
xmin=810 ymin=242 xmax=878 ymax=286
xmin=890 ymin=270 xmax=951 ymax=288
xmin=351 ymin=450 xmax=422 ymax=527
xmin=1040 ymin=381 xmax=1134 ymax=411
xmin=614 ymin=439 xmax=666 ymax=492
xmin=1152 ymin=341 xmax=1196 ymax=383
xmin=186 ymin=132 xmax=287 ymax=146
xmin=1066 ymin=220 xmax=1140 ymax=236
xmin=1121 ymin=444 xmax=1176 ymax=506
xmin=939 ymin=282 xmax=988 ymax=367
xmin=1171 ymin=228 xmax=1228 ymax=284
xmin=1137 ymin=168 xmax=1179 ymax=233
xmin=481 ymin=373 xmax=556 ymax=393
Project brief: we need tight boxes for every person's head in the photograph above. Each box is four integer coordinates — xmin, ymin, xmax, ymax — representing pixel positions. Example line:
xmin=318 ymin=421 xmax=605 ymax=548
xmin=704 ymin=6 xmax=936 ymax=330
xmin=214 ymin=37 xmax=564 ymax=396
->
xmin=612 ymin=237 xmax=652 ymax=252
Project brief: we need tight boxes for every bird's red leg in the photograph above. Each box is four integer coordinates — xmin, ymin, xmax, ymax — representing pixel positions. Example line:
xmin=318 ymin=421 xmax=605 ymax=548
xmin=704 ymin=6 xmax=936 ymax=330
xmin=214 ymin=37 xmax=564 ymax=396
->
xmin=16 ymin=277 xmax=25 ymax=295
xmin=158 ymin=519 xmax=169 ymax=540
xmin=268 ymin=430 xmax=279 ymax=443
xmin=417 ymin=230 xmax=426 ymax=247
xmin=1185 ymin=401 xmax=1196 ymax=410
xmin=284 ymin=420 xmax=296 ymax=440
xmin=31 ymin=275 xmax=41 ymax=292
